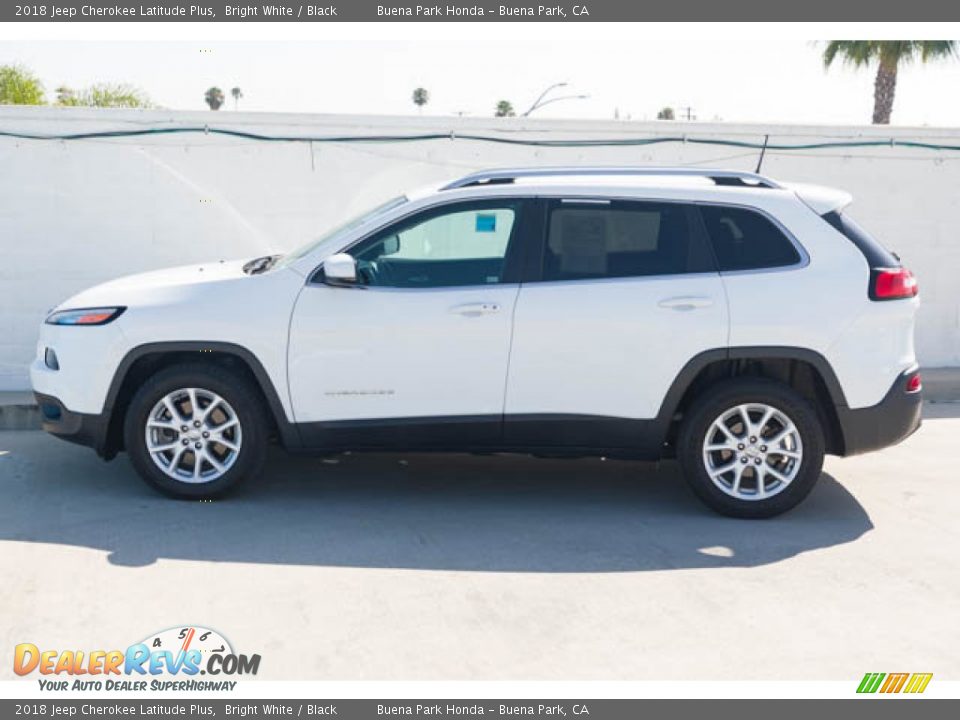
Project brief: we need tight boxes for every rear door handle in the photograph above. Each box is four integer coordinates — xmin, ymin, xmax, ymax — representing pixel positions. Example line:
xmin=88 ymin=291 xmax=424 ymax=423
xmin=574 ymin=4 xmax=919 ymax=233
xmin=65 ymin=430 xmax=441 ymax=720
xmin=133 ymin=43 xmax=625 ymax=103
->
xmin=657 ymin=296 xmax=714 ymax=311
xmin=450 ymin=302 xmax=501 ymax=316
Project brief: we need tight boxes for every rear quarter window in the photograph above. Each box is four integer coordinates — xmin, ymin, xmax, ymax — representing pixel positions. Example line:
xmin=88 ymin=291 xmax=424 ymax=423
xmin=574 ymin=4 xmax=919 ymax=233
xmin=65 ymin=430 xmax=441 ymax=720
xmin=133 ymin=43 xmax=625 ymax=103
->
xmin=700 ymin=205 xmax=802 ymax=272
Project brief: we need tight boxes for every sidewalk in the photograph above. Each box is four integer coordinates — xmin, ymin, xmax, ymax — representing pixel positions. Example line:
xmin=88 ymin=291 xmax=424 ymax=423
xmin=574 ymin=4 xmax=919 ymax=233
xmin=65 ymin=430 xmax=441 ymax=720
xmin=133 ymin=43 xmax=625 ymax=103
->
xmin=4 ymin=368 xmax=959 ymax=431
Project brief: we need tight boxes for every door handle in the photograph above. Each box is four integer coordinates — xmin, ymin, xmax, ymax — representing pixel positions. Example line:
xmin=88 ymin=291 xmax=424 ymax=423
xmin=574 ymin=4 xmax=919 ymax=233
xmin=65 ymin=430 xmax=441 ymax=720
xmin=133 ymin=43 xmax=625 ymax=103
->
xmin=657 ymin=296 xmax=714 ymax=311
xmin=450 ymin=302 xmax=501 ymax=316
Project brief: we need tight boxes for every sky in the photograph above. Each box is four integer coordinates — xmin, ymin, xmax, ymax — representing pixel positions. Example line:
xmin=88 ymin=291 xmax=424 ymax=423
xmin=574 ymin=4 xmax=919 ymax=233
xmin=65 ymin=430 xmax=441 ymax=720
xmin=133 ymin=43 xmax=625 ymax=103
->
xmin=3 ymin=24 xmax=960 ymax=126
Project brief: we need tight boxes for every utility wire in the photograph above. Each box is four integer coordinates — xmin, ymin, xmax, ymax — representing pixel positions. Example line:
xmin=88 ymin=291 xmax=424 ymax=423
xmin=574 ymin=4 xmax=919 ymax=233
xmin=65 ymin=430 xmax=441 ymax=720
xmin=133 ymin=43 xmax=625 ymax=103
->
xmin=2 ymin=125 xmax=960 ymax=152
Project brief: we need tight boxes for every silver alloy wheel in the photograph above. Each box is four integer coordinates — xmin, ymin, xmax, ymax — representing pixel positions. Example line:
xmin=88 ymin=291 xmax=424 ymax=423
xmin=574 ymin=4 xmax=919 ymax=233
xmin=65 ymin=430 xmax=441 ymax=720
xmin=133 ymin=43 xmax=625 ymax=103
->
xmin=144 ymin=387 xmax=242 ymax=484
xmin=701 ymin=403 xmax=803 ymax=501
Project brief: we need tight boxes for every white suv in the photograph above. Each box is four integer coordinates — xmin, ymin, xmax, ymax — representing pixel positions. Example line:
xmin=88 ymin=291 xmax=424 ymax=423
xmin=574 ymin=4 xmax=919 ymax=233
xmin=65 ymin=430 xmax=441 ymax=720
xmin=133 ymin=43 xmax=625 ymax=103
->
xmin=31 ymin=167 xmax=922 ymax=517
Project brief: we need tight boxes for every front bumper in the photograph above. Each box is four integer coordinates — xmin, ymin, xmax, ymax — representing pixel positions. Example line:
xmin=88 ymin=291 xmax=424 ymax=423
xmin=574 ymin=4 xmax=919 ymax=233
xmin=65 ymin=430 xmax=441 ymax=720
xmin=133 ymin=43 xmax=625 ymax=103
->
xmin=836 ymin=368 xmax=923 ymax=456
xmin=34 ymin=392 xmax=113 ymax=459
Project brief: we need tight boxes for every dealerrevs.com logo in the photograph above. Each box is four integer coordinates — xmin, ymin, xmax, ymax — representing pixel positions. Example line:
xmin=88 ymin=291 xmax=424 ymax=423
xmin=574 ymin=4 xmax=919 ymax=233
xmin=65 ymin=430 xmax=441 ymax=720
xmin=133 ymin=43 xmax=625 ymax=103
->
xmin=14 ymin=626 xmax=260 ymax=692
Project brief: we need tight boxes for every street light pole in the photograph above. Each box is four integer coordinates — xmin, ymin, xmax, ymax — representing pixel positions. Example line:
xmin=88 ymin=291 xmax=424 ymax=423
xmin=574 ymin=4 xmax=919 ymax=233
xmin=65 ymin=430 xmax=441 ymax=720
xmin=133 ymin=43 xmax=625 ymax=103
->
xmin=522 ymin=82 xmax=588 ymax=117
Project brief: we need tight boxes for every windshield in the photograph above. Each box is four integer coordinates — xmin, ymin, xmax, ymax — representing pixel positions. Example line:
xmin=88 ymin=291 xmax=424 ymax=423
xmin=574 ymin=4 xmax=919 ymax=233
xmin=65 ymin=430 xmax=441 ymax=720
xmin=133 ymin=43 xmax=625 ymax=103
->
xmin=275 ymin=195 xmax=408 ymax=268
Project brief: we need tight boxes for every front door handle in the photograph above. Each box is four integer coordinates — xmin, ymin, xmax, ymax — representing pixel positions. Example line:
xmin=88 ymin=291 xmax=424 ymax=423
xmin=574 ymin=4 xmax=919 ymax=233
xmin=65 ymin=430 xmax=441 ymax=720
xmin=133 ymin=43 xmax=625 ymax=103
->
xmin=450 ymin=302 xmax=501 ymax=316
xmin=658 ymin=296 xmax=714 ymax=311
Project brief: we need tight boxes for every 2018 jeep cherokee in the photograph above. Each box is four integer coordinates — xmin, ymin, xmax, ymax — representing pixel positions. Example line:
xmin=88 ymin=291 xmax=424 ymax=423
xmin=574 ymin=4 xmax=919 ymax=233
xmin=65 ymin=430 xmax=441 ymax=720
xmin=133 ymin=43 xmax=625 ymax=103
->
xmin=31 ymin=167 xmax=922 ymax=517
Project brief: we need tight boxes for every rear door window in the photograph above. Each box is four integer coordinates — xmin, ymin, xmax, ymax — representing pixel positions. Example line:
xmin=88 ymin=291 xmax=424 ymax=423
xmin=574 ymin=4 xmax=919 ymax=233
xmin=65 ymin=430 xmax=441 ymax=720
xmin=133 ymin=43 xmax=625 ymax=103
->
xmin=541 ymin=200 xmax=715 ymax=281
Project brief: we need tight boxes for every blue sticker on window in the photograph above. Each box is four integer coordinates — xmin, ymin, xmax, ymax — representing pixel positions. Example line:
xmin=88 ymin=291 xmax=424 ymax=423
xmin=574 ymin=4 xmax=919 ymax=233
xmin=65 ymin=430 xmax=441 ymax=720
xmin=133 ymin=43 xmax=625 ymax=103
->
xmin=475 ymin=214 xmax=496 ymax=233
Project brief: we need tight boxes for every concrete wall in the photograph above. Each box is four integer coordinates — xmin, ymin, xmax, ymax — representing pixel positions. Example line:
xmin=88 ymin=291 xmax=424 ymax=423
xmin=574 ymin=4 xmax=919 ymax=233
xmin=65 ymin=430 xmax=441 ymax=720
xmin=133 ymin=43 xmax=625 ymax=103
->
xmin=2 ymin=106 xmax=959 ymax=390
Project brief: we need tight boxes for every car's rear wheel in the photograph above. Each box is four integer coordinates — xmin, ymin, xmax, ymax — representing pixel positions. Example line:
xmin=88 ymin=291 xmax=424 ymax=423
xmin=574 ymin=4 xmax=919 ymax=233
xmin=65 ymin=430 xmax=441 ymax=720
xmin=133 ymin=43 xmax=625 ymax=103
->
xmin=123 ymin=364 xmax=267 ymax=498
xmin=677 ymin=378 xmax=825 ymax=518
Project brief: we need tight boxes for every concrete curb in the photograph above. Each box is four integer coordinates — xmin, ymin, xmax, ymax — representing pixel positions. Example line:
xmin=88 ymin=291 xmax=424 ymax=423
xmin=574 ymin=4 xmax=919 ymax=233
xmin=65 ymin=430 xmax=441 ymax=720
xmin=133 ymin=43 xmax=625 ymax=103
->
xmin=3 ymin=368 xmax=959 ymax=431
xmin=0 ymin=392 xmax=39 ymax=430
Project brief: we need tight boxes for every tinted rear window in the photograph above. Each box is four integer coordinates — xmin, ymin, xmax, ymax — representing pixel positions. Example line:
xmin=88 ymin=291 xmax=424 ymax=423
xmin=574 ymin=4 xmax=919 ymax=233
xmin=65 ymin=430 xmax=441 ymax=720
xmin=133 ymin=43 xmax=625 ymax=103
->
xmin=700 ymin=205 xmax=802 ymax=271
xmin=542 ymin=201 xmax=714 ymax=281
xmin=821 ymin=211 xmax=900 ymax=268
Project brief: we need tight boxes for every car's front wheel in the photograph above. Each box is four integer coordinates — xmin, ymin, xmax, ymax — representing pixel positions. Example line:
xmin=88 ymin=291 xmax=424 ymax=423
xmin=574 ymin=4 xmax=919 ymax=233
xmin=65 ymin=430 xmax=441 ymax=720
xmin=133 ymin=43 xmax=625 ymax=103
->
xmin=677 ymin=378 xmax=825 ymax=518
xmin=123 ymin=364 xmax=267 ymax=498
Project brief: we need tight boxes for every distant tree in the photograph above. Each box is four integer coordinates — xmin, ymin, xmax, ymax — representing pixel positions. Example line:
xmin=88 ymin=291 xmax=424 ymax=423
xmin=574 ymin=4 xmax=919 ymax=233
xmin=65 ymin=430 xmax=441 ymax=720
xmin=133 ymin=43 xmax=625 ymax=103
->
xmin=55 ymin=86 xmax=78 ymax=106
xmin=56 ymin=83 xmax=151 ymax=108
xmin=231 ymin=86 xmax=243 ymax=110
xmin=823 ymin=41 xmax=958 ymax=124
xmin=0 ymin=64 xmax=46 ymax=105
xmin=412 ymin=87 xmax=429 ymax=112
xmin=657 ymin=106 xmax=675 ymax=120
xmin=204 ymin=86 xmax=225 ymax=111
xmin=494 ymin=100 xmax=515 ymax=117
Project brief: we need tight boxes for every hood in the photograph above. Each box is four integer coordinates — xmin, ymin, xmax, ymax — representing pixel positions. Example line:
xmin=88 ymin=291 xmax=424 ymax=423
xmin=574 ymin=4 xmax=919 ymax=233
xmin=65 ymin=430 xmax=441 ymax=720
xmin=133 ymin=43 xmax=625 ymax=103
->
xmin=54 ymin=258 xmax=256 ymax=311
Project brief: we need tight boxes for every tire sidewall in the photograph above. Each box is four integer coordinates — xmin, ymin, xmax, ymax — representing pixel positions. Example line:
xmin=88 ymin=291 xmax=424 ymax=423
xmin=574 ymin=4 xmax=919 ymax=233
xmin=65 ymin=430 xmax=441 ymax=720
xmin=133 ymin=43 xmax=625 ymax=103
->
xmin=123 ymin=365 xmax=267 ymax=499
xmin=678 ymin=379 xmax=826 ymax=518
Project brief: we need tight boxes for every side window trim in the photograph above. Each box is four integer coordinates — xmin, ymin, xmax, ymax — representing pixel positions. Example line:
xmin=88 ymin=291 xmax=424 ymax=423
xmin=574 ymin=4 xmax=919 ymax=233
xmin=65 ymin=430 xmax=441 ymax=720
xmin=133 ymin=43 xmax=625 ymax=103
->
xmin=310 ymin=197 xmax=536 ymax=288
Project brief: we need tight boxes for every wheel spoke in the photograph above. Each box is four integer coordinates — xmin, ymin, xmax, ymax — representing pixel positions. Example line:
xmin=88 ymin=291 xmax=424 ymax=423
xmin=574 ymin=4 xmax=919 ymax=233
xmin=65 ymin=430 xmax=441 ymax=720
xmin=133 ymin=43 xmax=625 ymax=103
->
xmin=149 ymin=440 xmax=180 ymax=453
xmin=736 ymin=405 xmax=751 ymax=434
xmin=708 ymin=459 xmax=737 ymax=478
xmin=200 ymin=394 xmax=224 ymax=422
xmin=717 ymin=422 xmax=740 ymax=444
xmin=764 ymin=465 xmax=792 ymax=485
xmin=756 ymin=406 xmax=774 ymax=437
xmin=766 ymin=423 xmax=796 ymax=447
xmin=202 ymin=448 xmax=225 ymax=473
xmin=210 ymin=417 xmax=238 ymax=432
xmin=731 ymin=463 xmax=745 ymax=494
xmin=169 ymin=446 xmax=186 ymax=472
xmin=162 ymin=396 xmax=182 ymax=423
xmin=755 ymin=468 xmax=767 ymax=498
xmin=705 ymin=443 xmax=735 ymax=453
xmin=187 ymin=389 xmax=199 ymax=420
xmin=213 ymin=436 xmax=239 ymax=452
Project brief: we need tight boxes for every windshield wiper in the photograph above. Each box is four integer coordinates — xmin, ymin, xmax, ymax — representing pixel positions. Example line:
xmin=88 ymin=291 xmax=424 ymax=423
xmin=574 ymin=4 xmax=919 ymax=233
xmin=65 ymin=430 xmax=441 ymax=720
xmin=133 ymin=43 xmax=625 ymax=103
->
xmin=243 ymin=254 xmax=283 ymax=275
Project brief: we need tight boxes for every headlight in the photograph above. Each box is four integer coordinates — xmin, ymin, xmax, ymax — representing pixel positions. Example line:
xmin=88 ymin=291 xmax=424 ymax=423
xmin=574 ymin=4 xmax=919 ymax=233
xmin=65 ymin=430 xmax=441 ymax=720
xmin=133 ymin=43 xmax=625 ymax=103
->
xmin=45 ymin=307 xmax=126 ymax=326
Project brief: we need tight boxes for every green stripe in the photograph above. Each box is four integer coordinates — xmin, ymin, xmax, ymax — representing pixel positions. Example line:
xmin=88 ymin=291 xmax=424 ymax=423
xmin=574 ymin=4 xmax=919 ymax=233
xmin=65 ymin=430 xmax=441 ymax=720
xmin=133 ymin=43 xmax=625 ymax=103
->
xmin=857 ymin=672 xmax=885 ymax=693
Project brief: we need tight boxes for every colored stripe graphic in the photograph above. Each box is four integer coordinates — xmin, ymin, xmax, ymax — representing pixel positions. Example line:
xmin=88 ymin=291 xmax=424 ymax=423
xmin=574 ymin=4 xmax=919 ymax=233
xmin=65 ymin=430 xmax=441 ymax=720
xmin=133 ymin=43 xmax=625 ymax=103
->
xmin=857 ymin=673 xmax=886 ymax=693
xmin=904 ymin=673 xmax=933 ymax=694
xmin=857 ymin=672 xmax=932 ymax=694
xmin=880 ymin=673 xmax=910 ymax=693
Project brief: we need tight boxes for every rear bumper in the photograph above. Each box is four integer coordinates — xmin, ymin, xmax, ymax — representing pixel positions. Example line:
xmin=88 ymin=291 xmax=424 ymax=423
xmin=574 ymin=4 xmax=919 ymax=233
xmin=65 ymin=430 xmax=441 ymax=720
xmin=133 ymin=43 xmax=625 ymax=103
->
xmin=34 ymin=392 xmax=112 ymax=459
xmin=836 ymin=368 xmax=923 ymax=456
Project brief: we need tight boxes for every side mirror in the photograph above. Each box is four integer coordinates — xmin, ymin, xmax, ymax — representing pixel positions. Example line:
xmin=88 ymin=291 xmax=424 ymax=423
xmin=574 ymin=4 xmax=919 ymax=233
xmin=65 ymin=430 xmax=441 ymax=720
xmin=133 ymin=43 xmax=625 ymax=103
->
xmin=323 ymin=253 xmax=357 ymax=286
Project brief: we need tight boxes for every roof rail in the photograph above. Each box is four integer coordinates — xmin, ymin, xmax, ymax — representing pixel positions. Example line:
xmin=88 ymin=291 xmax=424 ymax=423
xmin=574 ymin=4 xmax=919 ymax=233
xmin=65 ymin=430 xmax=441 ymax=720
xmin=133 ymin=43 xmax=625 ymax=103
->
xmin=440 ymin=166 xmax=782 ymax=191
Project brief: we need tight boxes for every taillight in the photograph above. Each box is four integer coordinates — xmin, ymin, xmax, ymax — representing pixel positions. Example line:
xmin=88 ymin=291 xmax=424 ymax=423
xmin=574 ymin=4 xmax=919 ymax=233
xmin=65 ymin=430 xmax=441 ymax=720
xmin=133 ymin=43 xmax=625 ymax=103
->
xmin=906 ymin=373 xmax=922 ymax=393
xmin=870 ymin=267 xmax=918 ymax=301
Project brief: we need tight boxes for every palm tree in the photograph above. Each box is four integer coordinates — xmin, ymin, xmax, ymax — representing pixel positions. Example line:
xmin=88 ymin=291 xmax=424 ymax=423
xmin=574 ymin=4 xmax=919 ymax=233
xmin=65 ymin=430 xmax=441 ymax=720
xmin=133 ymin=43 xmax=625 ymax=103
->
xmin=204 ymin=86 xmax=225 ymax=111
xmin=231 ymin=87 xmax=243 ymax=110
xmin=657 ymin=107 xmax=675 ymax=120
xmin=823 ymin=41 xmax=958 ymax=124
xmin=411 ymin=87 xmax=429 ymax=113
xmin=494 ymin=100 xmax=515 ymax=117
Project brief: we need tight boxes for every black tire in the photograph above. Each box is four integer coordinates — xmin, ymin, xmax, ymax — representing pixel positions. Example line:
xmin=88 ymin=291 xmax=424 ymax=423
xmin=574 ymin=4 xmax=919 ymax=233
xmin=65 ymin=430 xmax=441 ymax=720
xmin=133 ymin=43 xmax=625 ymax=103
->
xmin=677 ymin=378 xmax=825 ymax=518
xmin=123 ymin=363 xmax=268 ymax=499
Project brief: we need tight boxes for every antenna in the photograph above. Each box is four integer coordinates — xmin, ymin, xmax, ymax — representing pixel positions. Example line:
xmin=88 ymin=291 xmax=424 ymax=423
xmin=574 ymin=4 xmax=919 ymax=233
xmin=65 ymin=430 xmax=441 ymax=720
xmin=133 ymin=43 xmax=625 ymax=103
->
xmin=755 ymin=134 xmax=770 ymax=174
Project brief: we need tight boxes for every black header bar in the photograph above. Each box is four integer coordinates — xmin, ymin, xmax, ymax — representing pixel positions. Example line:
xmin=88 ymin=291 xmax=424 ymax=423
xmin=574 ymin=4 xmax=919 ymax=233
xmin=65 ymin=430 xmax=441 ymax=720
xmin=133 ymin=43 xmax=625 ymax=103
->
xmin=2 ymin=0 xmax=956 ymax=22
